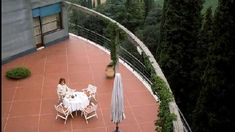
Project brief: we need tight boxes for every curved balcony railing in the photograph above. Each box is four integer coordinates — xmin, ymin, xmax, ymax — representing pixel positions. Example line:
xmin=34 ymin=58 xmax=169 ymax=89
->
xmin=64 ymin=1 xmax=191 ymax=132
xmin=69 ymin=23 xmax=153 ymax=85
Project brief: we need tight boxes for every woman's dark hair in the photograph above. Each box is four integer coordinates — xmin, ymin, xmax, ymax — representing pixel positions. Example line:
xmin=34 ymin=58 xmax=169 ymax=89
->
xmin=59 ymin=78 xmax=66 ymax=84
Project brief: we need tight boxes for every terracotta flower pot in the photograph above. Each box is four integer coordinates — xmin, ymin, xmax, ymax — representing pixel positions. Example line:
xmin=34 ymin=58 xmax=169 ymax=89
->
xmin=105 ymin=65 xmax=115 ymax=78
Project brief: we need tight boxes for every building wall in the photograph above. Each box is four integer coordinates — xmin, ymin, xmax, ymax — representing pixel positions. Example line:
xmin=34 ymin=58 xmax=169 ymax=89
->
xmin=31 ymin=0 xmax=62 ymax=8
xmin=2 ymin=0 xmax=35 ymax=62
xmin=2 ymin=0 xmax=68 ymax=64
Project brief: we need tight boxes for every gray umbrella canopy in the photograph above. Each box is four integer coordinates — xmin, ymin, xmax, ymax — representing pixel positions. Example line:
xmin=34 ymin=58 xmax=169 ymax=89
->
xmin=111 ymin=73 xmax=125 ymax=124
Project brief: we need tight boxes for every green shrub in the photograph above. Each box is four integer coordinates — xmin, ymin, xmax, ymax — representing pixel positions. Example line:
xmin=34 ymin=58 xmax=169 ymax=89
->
xmin=143 ymin=55 xmax=176 ymax=131
xmin=152 ymin=75 xmax=176 ymax=132
xmin=6 ymin=67 xmax=31 ymax=79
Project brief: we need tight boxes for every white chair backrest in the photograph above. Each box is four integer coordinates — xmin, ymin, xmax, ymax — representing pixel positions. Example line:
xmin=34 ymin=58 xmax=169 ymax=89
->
xmin=87 ymin=84 xmax=97 ymax=94
xmin=82 ymin=104 xmax=98 ymax=124
xmin=85 ymin=104 xmax=98 ymax=113
xmin=55 ymin=103 xmax=69 ymax=115
xmin=54 ymin=103 xmax=74 ymax=124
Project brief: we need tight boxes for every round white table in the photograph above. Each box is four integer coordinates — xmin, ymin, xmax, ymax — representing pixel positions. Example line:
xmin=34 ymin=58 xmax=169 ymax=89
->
xmin=63 ymin=92 xmax=89 ymax=112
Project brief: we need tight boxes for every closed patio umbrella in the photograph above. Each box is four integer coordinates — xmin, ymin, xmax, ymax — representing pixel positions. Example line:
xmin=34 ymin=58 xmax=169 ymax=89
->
xmin=111 ymin=73 xmax=125 ymax=132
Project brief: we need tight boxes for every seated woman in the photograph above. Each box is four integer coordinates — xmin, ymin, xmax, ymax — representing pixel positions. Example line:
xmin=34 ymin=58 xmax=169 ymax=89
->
xmin=57 ymin=78 xmax=75 ymax=99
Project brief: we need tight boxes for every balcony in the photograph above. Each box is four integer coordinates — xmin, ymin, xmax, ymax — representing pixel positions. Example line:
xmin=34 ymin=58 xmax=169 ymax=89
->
xmin=2 ymin=1 xmax=191 ymax=132
xmin=2 ymin=33 xmax=160 ymax=132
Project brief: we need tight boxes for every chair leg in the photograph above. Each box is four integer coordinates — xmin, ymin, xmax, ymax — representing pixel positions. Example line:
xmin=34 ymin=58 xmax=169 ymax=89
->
xmin=70 ymin=113 xmax=74 ymax=118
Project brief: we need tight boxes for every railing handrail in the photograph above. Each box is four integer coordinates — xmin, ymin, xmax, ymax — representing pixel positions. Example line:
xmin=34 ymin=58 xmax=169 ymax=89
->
xmin=64 ymin=1 xmax=185 ymax=131
xmin=69 ymin=23 xmax=153 ymax=85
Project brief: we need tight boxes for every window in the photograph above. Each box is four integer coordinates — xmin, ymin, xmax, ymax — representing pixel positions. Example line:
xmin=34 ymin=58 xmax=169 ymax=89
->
xmin=32 ymin=3 xmax=62 ymax=35
xmin=32 ymin=3 xmax=62 ymax=47
xmin=41 ymin=13 xmax=62 ymax=34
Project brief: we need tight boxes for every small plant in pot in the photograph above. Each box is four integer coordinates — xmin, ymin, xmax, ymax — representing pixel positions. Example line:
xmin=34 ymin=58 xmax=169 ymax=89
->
xmin=105 ymin=22 xmax=125 ymax=78
xmin=105 ymin=61 xmax=115 ymax=78
xmin=6 ymin=67 xmax=31 ymax=79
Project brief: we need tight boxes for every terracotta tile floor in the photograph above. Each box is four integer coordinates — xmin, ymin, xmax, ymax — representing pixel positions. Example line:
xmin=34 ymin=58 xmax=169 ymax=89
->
xmin=1 ymin=34 xmax=159 ymax=132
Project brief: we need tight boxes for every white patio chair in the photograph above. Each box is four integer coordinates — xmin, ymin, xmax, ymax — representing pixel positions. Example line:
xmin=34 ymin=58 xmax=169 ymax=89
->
xmin=81 ymin=104 xmax=98 ymax=124
xmin=54 ymin=103 xmax=74 ymax=124
xmin=82 ymin=84 xmax=97 ymax=99
xmin=77 ymin=96 xmax=97 ymax=116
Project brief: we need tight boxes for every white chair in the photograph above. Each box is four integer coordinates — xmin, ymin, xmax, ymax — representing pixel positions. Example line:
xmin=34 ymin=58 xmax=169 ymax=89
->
xmin=54 ymin=103 xmax=74 ymax=124
xmin=81 ymin=104 xmax=98 ymax=124
xmin=77 ymin=96 xmax=97 ymax=116
xmin=82 ymin=84 xmax=97 ymax=99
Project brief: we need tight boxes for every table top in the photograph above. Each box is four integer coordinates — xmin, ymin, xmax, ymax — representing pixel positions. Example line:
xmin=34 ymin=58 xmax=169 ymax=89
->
xmin=63 ymin=91 xmax=89 ymax=112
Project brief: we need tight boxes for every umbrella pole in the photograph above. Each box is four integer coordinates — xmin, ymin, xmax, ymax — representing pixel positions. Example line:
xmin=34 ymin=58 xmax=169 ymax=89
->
xmin=115 ymin=123 xmax=119 ymax=132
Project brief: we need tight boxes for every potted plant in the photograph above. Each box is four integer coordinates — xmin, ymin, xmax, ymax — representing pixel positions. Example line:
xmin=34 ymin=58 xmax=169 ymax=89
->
xmin=105 ymin=23 xmax=123 ymax=78
xmin=105 ymin=61 xmax=115 ymax=78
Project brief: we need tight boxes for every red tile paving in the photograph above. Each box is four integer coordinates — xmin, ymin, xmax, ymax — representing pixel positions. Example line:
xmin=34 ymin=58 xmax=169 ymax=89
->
xmin=1 ymin=34 xmax=159 ymax=132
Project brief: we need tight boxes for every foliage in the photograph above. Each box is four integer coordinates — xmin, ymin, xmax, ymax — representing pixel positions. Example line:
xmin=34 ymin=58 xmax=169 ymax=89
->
xmin=143 ymin=0 xmax=155 ymax=18
xmin=135 ymin=5 xmax=162 ymax=57
xmin=106 ymin=22 xmax=126 ymax=67
xmin=67 ymin=0 xmax=93 ymax=8
xmin=157 ymin=0 xmax=204 ymax=125
xmin=154 ymin=0 xmax=164 ymax=7
xmin=143 ymin=54 xmax=155 ymax=77
xmin=151 ymin=75 xmax=176 ymax=132
xmin=123 ymin=0 xmax=145 ymax=32
xmin=142 ymin=54 xmax=176 ymax=132
xmin=143 ymin=7 xmax=162 ymax=56
xmin=192 ymin=7 xmax=214 ymax=91
xmin=6 ymin=67 xmax=31 ymax=79
xmin=155 ymin=0 xmax=218 ymax=13
xmin=97 ymin=0 xmax=144 ymax=33
xmin=202 ymin=0 xmax=218 ymax=14
xmin=96 ymin=0 xmax=126 ymax=22
xmin=67 ymin=0 xmax=233 ymax=131
xmin=192 ymin=0 xmax=235 ymax=131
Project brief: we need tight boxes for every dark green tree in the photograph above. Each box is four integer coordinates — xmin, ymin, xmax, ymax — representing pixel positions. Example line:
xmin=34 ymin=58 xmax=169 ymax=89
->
xmin=97 ymin=0 xmax=144 ymax=33
xmin=123 ymin=0 xmax=144 ymax=32
xmin=106 ymin=23 xmax=126 ymax=68
xmin=191 ymin=7 xmax=214 ymax=132
xmin=96 ymin=0 xmax=126 ymax=23
xmin=156 ymin=0 xmax=203 ymax=124
xmin=192 ymin=0 xmax=235 ymax=131
xmin=97 ymin=0 xmax=101 ymax=5
xmin=137 ymin=6 xmax=162 ymax=56
xmin=143 ymin=0 xmax=155 ymax=18
xmin=67 ymin=0 xmax=92 ymax=8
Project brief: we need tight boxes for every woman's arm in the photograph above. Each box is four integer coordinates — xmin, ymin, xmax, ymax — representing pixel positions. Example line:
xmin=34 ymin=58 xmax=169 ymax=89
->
xmin=65 ymin=84 xmax=76 ymax=92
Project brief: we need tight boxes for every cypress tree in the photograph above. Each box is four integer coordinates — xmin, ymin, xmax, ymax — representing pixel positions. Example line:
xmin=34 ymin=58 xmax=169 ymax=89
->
xmin=192 ymin=7 xmax=214 ymax=132
xmin=192 ymin=0 xmax=235 ymax=131
xmin=156 ymin=0 xmax=203 ymax=124
xmin=143 ymin=0 xmax=155 ymax=18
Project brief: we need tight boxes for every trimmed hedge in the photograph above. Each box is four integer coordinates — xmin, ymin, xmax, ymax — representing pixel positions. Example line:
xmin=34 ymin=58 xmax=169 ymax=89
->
xmin=6 ymin=67 xmax=31 ymax=79
xmin=143 ymin=54 xmax=176 ymax=132
xmin=152 ymin=76 xmax=176 ymax=132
